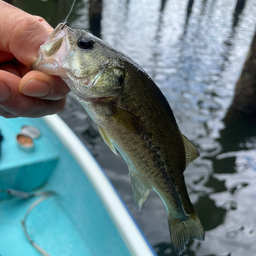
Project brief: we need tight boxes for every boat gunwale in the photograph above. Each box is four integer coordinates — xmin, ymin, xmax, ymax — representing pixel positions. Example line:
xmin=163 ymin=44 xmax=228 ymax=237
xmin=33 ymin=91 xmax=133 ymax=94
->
xmin=43 ymin=114 xmax=156 ymax=256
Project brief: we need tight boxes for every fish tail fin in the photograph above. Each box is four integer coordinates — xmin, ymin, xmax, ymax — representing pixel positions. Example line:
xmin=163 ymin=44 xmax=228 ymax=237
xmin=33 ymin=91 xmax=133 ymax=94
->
xmin=168 ymin=212 xmax=205 ymax=255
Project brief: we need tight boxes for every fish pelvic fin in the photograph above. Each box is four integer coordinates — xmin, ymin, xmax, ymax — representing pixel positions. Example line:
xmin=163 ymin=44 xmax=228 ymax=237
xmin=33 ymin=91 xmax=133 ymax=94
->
xmin=98 ymin=126 xmax=117 ymax=155
xmin=129 ymin=170 xmax=152 ymax=211
xmin=181 ymin=134 xmax=200 ymax=167
xmin=168 ymin=211 xmax=205 ymax=255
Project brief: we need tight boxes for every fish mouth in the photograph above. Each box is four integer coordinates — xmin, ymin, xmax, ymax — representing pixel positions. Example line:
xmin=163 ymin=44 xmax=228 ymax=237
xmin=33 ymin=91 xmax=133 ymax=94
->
xmin=45 ymin=23 xmax=70 ymax=44
xmin=32 ymin=23 xmax=71 ymax=76
xmin=32 ymin=55 xmax=60 ymax=75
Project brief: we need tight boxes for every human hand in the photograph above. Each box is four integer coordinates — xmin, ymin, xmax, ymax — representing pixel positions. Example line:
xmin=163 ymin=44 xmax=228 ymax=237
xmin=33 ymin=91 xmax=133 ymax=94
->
xmin=0 ymin=1 xmax=70 ymax=118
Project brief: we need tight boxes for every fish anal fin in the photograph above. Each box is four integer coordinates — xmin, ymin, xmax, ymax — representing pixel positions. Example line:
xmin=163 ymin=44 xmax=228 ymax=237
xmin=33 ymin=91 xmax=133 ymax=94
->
xmin=129 ymin=170 xmax=151 ymax=211
xmin=98 ymin=126 xmax=117 ymax=155
xmin=181 ymin=134 xmax=200 ymax=167
xmin=111 ymin=104 xmax=144 ymax=133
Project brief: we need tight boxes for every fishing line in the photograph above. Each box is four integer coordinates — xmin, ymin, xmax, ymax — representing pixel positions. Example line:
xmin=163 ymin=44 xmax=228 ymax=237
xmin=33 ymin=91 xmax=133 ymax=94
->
xmin=0 ymin=189 xmax=55 ymax=256
xmin=21 ymin=191 xmax=55 ymax=256
xmin=63 ymin=0 xmax=77 ymax=24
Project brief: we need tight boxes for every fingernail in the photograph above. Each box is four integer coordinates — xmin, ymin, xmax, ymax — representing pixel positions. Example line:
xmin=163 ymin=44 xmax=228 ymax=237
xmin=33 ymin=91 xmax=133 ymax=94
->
xmin=22 ymin=79 xmax=50 ymax=97
xmin=0 ymin=81 xmax=12 ymax=102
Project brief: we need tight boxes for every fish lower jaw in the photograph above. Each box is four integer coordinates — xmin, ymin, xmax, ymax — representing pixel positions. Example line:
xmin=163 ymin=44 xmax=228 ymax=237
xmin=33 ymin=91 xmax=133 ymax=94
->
xmin=75 ymin=93 xmax=115 ymax=103
xmin=33 ymin=58 xmax=65 ymax=76
xmin=65 ymin=79 xmax=117 ymax=103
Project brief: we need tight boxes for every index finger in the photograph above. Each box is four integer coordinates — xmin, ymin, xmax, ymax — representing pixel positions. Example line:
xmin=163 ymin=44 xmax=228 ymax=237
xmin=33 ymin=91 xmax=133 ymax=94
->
xmin=0 ymin=1 xmax=52 ymax=65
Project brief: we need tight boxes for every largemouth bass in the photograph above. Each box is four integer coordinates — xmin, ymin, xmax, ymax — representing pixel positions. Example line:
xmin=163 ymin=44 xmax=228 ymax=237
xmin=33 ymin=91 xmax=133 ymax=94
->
xmin=33 ymin=23 xmax=204 ymax=255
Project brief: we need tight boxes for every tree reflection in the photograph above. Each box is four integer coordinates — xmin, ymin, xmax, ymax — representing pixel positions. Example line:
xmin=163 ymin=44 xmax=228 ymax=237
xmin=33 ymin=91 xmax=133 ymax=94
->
xmin=233 ymin=0 xmax=247 ymax=29
xmin=89 ymin=0 xmax=102 ymax=38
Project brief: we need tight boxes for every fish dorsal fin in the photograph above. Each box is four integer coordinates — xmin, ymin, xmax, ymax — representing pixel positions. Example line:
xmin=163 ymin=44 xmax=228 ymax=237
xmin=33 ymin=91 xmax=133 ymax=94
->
xmin=111 ymin=104 xmax=144 ymax=133
xmin=129 ymin=170 xmax=152 ymax=211
xmin=181 ymin=134 xmax=200 ymax=167
xmin=98 ymin=126 xmax=117 ymax=155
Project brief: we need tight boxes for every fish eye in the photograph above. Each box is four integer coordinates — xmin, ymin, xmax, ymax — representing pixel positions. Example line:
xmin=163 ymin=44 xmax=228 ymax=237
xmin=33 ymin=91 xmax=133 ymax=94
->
xmin=77 ymin=36 xmax=95 ymax=50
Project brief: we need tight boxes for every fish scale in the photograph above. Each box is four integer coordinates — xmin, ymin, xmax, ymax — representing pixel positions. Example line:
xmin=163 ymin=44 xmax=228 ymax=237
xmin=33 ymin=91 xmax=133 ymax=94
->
xmin=33 ymin=23 xmax=205 ymax=255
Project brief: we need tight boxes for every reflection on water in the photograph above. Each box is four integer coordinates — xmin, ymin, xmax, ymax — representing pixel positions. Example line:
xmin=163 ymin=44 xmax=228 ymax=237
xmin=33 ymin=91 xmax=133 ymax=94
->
xmin=63 ymin=0 xmax=256 ymax=255
xmin=62 ymin=1 xmax=256 ymax=255
xmin=14 ymin=0 xmax=256 ymax=255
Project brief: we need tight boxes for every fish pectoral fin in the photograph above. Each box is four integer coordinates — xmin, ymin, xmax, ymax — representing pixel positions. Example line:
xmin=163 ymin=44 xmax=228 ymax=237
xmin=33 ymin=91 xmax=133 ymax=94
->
xmin=181 ymin=134 xmax=200 ymax=167
xmin=98 ymin=126 xmax=118 ymax=155
xmin=110 ymin=104 xmax=144 ymax=133
xmin=129 ymin=170 xmax=152 ymax=211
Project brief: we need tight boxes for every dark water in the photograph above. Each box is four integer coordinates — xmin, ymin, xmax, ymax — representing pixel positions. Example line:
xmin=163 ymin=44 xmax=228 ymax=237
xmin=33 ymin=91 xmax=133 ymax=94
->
xmin=14 ymin=0 xmax=256 ymax=255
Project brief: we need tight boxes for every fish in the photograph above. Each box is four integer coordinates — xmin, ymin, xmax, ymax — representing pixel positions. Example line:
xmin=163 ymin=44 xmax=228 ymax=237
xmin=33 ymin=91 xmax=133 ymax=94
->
xmin=33 ymin=23 xmax=205 ymax=255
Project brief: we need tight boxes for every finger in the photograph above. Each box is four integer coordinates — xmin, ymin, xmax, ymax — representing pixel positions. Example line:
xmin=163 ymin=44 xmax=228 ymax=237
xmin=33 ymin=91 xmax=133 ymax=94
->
xmin=0 ymin=63 xmax=21 ymax=77
xmin=0 ymin=1 xmax=52 ymax=65
xmin=0 ymin=62 xmax=31 ymax=78
xmin=0 ymin=51 xmax=15 ymax=62
xmin=0 ymin=70 xmax=66 ymax=117
xmin=19 ymin=71 xmax=70 ymax=100
xmin=33 ymin=15 xmax=53 ymax=34
xmin=0 ymin=108 xmax=17 ymax=118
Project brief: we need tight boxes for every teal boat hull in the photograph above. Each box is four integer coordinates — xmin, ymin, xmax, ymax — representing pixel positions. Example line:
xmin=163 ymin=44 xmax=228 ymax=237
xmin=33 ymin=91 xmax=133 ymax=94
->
xmin=0 ymin=116 xmax=156 ymax=256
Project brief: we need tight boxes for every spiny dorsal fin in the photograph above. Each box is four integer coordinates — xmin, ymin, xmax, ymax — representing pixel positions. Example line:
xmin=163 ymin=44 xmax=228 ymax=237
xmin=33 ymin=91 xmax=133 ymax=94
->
xmin=181 ymin=134 xmax=200 ymax=167
xmin=98 ymin=126 xmax=117 ymax=155
xmin=129 ymin=170 xmax=152 ymax=211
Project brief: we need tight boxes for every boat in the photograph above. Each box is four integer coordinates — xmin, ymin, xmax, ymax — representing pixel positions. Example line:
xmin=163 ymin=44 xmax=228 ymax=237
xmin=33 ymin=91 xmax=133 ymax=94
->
xmin=0 ymin=115 xmax=156 ymax=256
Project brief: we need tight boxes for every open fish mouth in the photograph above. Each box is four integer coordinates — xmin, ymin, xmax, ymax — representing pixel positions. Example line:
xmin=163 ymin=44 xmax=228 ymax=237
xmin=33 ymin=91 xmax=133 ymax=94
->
xmin=32 ymin=23 xmax=71 ymax=76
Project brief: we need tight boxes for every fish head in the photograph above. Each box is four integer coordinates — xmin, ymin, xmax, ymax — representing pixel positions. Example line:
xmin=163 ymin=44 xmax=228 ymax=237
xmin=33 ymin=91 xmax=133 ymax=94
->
xmin=33 ymin=23 xmax=125 ymax=100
